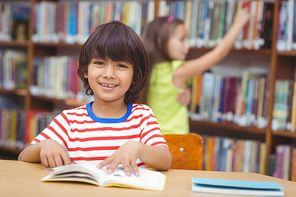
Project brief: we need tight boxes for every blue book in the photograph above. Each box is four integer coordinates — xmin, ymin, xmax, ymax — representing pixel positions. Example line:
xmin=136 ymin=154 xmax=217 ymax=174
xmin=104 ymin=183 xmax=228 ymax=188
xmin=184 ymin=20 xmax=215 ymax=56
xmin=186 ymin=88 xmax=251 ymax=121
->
xmin=217 ymin=77 xmax=224 ymax=122
xmin=191 ymin=178 xmax=284 ymax=196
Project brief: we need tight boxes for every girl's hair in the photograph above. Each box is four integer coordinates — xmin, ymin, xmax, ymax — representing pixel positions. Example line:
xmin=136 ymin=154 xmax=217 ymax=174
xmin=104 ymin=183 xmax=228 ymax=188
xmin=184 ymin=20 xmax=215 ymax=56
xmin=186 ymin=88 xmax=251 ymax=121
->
xmin=77 ymin=21 xmax=150 ymax=104
xmin=140 ymin=16 xmax=184 ymax=104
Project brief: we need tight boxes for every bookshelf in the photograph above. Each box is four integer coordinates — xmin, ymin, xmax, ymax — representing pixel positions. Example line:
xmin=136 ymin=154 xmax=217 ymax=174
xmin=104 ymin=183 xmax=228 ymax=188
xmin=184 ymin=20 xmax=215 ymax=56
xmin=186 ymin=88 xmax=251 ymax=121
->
xmin=0 ymin=0 xmax=295 ymax=181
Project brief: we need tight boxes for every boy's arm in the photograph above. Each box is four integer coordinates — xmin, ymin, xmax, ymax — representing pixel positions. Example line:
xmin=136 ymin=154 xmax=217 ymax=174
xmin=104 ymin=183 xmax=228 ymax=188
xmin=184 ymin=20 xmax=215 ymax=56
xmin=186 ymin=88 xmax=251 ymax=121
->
xmin=18 ymin=139 xmax=71 ymax=168
xmin=173 ymin=2 xmax=251 ymax=88
xmin=97 ymin=141 xmax=172 ymax=177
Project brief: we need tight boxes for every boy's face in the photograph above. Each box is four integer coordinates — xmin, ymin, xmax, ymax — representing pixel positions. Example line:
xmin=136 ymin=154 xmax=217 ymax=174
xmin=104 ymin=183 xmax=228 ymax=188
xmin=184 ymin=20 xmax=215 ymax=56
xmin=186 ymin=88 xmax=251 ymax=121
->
xmin=84 ymin=57 xmax=133 ymax=104
xmin=167 ymin=24 xmax=189 ymax=60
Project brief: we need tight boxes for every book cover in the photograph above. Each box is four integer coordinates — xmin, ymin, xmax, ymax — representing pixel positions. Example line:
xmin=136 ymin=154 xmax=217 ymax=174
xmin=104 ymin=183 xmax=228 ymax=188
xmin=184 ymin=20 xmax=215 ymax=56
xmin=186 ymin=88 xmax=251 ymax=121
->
xmin=257 ymin=77 xmax=266 ymax=128
xmin=292 ymin=148 xmax=296 ymax=181
xmin=42 ymin=164 xmax=166 ymax=191
xmin=286 ymin=0 xmax=294 ymax=51
xmin=200 ymin=72 xmax=215 ymax=121
xmin=292 ymin=1 xmax=296 ymax=50
xmin=268 ymin=154 xmax=276 ymax=177
xmin=212 ymin=74 xmax=221 ymax=122
xmin=259 ymin=143 xmax=267 ymax=175
xmin=291 ymin=82 xmax=296 ymax=132
xmin=191 ymin=178 xmax=284 ymax=196
xmin=217 ymin=1 xmax=225 ymax=43
xmin=217 ymin=77 xmax=225 ymax=122
xmin=285 ymin=81 xmax=294 ymax=131
xmin=254 ymin=1 xmax=264 ymax=49
xmin=207 ymin=1 xmax=215 ymax=47
xmin=189 ymin=0 xmax=198 ymax=47
xmin=10 ymin=4 xmax=30 ymax=41
xmin=261 ymin=2 xmax=274 ymax=49
xmin=197 ymin=1 xmax=208 ymax=48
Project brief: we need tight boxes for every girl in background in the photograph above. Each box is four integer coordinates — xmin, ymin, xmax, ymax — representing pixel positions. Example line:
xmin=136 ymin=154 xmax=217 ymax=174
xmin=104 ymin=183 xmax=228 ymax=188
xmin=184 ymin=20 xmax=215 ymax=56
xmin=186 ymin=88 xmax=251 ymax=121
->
xmin=141 ymin=2 xmax=251 ymax=134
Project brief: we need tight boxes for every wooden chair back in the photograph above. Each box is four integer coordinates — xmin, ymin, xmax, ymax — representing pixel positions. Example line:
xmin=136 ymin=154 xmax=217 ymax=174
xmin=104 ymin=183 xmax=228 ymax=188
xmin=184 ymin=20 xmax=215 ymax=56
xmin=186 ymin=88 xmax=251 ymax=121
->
xmin=163 ymin=133 xmax=203 ymax=170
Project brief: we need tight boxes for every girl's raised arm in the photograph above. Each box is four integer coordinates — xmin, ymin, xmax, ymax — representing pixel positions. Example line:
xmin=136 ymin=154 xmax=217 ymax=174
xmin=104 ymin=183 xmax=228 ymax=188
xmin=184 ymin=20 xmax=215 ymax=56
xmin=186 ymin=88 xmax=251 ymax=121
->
xmin=173 ymin=2 xmax=251 ymax=88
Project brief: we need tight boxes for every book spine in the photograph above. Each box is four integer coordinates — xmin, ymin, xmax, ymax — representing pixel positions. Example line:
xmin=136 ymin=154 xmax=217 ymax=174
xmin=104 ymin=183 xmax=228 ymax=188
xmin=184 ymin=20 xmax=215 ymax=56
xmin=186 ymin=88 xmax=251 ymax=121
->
xmin=197 ymin=1 xmax=208 ymax=48
xmin=287 ymin=0 xmax=294 ymax=51
xmin=217 ymin=2 xmax=225 ymax=43
xmin=190 ymin=0 xmax=199 ymax=47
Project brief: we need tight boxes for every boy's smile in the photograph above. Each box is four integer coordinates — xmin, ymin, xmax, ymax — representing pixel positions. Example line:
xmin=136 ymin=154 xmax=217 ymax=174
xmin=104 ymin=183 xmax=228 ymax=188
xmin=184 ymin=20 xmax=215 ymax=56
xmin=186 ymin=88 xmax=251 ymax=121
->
xmin=84 ymin=57 xmax=134 ymax=104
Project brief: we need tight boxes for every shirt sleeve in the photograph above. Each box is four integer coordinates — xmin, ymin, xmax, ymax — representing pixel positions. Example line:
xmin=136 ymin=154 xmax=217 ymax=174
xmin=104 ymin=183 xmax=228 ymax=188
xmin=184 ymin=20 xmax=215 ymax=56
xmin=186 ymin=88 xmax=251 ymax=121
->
xmin=139 ymin=106 xmax=168 ymax=147
xmin=172 ymin=60 xmax=192 ymax=86
xmin=31 ymin=111 xmax=70 ymax=149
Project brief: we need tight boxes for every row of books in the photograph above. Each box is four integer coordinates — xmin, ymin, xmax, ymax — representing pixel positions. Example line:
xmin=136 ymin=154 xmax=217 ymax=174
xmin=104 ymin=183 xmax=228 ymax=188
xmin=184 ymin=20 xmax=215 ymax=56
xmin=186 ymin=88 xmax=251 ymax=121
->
xmin=201 ymin=135 xmax=267 ymax=174
xmin=0 ymin=108 xmax=55 ymax=149
xmin=158 ymin=0 xmax=273 ymax=49
xmin=272 ymin=80 xmax=296 ymax=132
xmin=32 ymin=1 xmax=155 ymax=44
xmin=31 ymin=56 xmax=92 ymax=102
xmin=273 ymin=145 xmax=296 ymax=181
xmin=0 ymin=2 xmax=30 ymax=42
xmin=276 ymin=0 xmax=296 ymax=51
xmin=0 ymin=49 xmax=27 ymax=90
xmin=189 ymin=71 xmax=268 ymax=128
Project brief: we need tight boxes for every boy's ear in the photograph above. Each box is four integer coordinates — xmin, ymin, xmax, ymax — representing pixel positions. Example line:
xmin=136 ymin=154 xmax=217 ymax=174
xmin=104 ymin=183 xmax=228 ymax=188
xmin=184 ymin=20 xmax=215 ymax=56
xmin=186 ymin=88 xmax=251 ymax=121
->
xmin=83 ymin=72 xmax=88 ymax=78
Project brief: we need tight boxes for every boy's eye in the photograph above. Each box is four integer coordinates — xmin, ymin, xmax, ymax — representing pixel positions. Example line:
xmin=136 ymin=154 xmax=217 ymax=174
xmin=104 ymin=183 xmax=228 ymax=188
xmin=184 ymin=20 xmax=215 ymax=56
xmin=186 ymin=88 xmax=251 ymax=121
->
xmin=95 ymin=61 xmax=104 ymax=65
xmin=118 ymin=64 xmax=128 ymax=68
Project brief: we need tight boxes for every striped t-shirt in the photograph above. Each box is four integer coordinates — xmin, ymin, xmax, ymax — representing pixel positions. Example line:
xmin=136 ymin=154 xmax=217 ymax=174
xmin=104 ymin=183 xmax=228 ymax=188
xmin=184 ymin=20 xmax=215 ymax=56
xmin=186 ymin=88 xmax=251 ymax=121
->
xmin=32 ymin=102 xmax=167 ymax=166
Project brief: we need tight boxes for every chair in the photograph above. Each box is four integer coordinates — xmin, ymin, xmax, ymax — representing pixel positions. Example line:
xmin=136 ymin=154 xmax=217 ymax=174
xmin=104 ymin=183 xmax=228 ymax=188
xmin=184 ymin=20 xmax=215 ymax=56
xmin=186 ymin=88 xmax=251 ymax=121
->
xmin=163 ymin=133 xmax=203 ymax=170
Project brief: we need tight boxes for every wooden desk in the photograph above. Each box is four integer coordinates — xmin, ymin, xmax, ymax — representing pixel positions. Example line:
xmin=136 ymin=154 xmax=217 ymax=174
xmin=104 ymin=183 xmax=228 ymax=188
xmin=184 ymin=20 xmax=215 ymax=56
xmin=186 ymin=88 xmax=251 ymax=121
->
xmin=1 ymin=160 xmax=296 ymax=197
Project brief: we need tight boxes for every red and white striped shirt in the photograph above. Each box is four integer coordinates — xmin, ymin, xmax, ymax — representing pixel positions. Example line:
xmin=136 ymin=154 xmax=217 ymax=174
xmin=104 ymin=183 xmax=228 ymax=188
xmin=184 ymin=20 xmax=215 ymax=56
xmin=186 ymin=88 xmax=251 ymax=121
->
xmin=32 ymin=102 xmax=167 ymax=166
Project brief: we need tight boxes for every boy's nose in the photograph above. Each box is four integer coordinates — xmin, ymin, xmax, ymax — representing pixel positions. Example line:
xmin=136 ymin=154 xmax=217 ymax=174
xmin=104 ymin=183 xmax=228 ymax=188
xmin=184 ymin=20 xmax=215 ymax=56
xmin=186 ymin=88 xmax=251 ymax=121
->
xmin=103 ymin=66 xmax=115 ymax=79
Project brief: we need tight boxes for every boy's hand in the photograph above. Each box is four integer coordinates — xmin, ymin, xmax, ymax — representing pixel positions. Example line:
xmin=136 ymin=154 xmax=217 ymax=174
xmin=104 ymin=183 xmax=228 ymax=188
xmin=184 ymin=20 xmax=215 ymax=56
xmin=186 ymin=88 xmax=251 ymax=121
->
xmin=39 ymin=139 xmax=71 ymax=168
xmin=176 ymin=86 xmax=191 ymax=106
xmin=97 ymin=141 xmax=141 ymax=177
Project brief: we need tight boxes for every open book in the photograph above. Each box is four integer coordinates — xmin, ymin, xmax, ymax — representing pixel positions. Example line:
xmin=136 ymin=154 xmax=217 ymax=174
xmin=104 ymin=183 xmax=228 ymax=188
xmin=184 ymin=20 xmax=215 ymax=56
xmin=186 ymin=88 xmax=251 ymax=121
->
xmin=191 ymin=178 xmax=284 ymax=196
xmin=42 ymin=164 xmax=166 ymax=191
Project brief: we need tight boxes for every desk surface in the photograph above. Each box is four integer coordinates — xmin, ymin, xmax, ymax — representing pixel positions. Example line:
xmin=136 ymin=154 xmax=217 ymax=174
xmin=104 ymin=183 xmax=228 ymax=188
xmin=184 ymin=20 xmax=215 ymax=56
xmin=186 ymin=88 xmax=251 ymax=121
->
xmin=1 ymin=160 xmax=296 ymax=197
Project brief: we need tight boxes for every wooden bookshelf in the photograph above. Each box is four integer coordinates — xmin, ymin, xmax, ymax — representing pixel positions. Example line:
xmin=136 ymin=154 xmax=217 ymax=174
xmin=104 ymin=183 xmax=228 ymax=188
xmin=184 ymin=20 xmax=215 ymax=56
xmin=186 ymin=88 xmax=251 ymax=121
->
xmin=190 ymin=47 xmax=272 ymax=55
xmin=0 ymin=89 xmax=27 ymax=96
xmin=33 ymin=42 xmax=83 ymax=48
xmin=0 ymin=41 xmax=29 ymax=47
xmin=273 ymin=131 xmax=296 ymax=139
xmin=189 ymin=120 xmax=266 ymax=135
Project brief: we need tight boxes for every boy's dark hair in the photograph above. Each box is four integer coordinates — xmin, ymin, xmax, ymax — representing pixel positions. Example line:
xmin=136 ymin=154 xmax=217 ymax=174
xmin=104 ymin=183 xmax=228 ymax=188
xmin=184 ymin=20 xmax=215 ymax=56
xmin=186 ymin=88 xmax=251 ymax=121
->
xmin=77 ymin=21 xmax=150 ymax=104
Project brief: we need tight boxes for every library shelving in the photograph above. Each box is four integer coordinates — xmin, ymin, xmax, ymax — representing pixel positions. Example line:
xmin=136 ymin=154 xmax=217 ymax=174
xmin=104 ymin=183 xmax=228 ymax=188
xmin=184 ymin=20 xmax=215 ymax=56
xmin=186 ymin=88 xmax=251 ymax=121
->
xmin=0 ymin=0 xmax=295 ymax=181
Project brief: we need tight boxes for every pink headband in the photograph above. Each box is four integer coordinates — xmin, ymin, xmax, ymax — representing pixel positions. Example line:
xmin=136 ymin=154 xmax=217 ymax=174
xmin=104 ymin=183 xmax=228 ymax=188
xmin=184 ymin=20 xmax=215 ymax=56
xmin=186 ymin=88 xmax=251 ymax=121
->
xmin=164 ymin=16 xmax=174 ymax=29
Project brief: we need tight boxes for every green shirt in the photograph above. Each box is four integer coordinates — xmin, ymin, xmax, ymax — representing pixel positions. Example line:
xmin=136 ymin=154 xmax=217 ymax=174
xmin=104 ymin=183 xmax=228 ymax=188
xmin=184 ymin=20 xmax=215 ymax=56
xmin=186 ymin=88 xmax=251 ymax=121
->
xmin=147 ymin=61 xmax=191 ymax=134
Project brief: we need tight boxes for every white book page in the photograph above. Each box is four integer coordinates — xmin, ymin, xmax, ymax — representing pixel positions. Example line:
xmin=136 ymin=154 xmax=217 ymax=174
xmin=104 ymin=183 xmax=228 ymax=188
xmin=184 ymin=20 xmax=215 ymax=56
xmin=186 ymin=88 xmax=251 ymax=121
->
xmin=102 ymin=167 xmax=166 ymax=191
xmin=42 ymin=164 xmax=108 ymax=186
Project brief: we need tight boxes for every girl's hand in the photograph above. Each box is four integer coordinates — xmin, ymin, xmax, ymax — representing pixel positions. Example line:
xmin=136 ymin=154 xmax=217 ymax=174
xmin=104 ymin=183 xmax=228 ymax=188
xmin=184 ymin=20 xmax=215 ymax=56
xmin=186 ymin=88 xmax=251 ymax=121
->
xmin=97 ymin=141 xmax=141 ymax=177
xmin=39 ymin=139 xmax=71 ymax=168
xmin=233 ymin=1 xmax=252 ymax=27
xmin=176 ymin=86 xmax=191 ymax=106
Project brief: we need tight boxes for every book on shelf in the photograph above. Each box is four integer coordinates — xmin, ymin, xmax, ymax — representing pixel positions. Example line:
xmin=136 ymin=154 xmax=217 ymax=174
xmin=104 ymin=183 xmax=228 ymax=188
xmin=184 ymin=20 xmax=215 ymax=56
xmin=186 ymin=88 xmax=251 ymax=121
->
xmin=41 ymin=164 xmax=166 ymax=191
xmin=274 ymin=145 xmax=296 ymax=181
xmin=190 ymin=71 xmax=268 ymax=128
xmin=191 ymin=178 xmax=284 ymax=197
xmin=32 ymin=1 xmax=154 ymax=44
xmin=0 ymin=3 xmax=30 ymax=42
xmin=0 ymin=49 xmax=27 ymax=91
xmin=201 ymin=136 xmax=266 ymax=174
xmin=272 ymin=80 xmax=290 ymax=131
